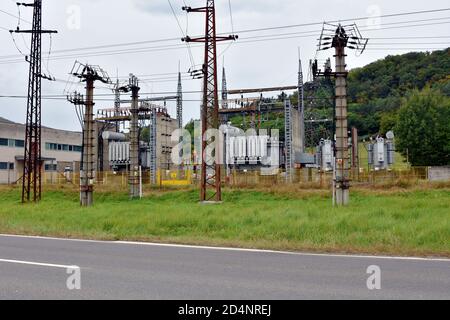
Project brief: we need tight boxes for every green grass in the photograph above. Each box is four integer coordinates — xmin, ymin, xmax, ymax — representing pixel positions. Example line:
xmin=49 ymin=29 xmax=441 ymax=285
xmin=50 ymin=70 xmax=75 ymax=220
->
xmin=0 ymin=187 xmax=449 ymax=257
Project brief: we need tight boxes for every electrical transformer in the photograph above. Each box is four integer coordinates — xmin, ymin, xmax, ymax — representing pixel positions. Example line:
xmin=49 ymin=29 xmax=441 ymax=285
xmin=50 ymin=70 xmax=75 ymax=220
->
xmin=315 ymin=139 xmax=334 ymax=172
xmin=367 ymin=135 xmax=395 ymax=170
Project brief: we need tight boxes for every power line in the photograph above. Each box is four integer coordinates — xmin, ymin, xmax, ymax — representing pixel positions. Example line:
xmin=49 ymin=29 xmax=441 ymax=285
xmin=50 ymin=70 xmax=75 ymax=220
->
xmin=2 ymin=86 xmax=448 ymax=100
xmin=2 ymin=8 xmax=449 ymax=61
xmin=230 ymin=7 xmax=450 ymax=34
xmin=370 ymin=36 xmax=450 ymax=39
xmin=0 ymin=8 xmax=31 ymax=24
xmin=1 ymin=24 xmax=448 ymax=65
xmin=1 ymin=94 xmax=448 ymax=102
xmin=167 ymin=0 xmax=195 ymax=67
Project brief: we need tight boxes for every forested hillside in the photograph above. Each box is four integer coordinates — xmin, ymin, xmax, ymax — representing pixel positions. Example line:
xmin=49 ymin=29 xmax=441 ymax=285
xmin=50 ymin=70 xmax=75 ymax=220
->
xmin=347 ymin=48 xmax=450 ymax=136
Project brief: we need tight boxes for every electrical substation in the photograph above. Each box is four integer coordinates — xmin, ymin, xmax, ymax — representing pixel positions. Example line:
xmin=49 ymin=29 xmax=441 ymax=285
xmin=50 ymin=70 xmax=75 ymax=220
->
xmin=4 ymin=0 xmax=417 ymax=208
xmin=1 ymin=0 xmax=449 ymax=302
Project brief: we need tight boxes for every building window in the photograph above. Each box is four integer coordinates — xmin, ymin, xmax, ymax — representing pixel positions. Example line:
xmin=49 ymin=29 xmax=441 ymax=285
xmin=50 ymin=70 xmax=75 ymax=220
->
xmin=0 ymin=138 xmax=25 ymax=148
xmin=15 ymin=140 xmax=24 ymax=148
xmin=44 ymin=164 xmax=57 ymax=171
xmin=0 ymin=162 xmax=13 ymax=170
xmin=45 ymin=142 xmax=82 ymax=152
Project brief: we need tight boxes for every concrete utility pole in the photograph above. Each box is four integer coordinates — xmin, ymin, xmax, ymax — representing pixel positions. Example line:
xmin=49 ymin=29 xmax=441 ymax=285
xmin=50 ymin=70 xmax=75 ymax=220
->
xmin=333 ymin=30 xmax=350 ymax=206
xmin=83 ymin=77 xmax=95 ymax=206
xmin=317 ymin=23 xmax=368 ymax=206
xmin=284 ymin=96 xmax=293 ymax=183
xmin=126 ymin=75 xmax=141 ymax=199
xmin=11 ymin=0 xmax=57 ymax=203
xmin=183 ymin=0 xmax=237 ymax=203
xmin=69 ymin=62 xmax=111 ymax=207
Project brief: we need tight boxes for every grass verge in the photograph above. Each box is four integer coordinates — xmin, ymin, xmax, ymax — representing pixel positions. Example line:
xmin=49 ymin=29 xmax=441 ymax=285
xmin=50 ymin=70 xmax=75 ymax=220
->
xmin=0 ymin=186 xmax=448 ymax=258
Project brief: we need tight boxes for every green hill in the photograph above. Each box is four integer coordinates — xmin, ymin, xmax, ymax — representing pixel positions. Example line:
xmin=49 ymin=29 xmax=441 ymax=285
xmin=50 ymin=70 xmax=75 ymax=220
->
xmin=347 ymin=48 xmax=450 ymax=136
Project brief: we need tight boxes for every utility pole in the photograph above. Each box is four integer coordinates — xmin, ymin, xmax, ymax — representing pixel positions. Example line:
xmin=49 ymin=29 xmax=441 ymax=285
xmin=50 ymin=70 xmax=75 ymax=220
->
xmin=10 ymin=0 xmax=57 ymax=203
xmin=182 ymin=0 xmax=237 ymax=202
xmin=334 ymin=29 xmax=350 ymax=206
xmin=127 ymin=75 xmax=141 ymax=199
xmin=284 ymin=96 xmax=293 ymax=183
xmin=318 ymin=23 xmax=367 ymax=206
xmin=116 ymin=74 xmax=141 ymax=199
xmin=69 ymin=62 xmax=111 ymax=207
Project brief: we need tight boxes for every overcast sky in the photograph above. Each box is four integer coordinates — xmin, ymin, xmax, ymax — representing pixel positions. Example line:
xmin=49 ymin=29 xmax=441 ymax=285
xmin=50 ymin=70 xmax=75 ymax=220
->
xmin=0 ymin=0 xmax=449 ymax=131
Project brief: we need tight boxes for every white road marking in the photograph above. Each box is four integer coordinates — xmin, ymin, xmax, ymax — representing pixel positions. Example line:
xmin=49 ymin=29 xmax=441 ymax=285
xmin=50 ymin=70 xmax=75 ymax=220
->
xmin=0 ymin=233 xmax=449 ymax=262
xmin=0 ymin=258 xmax=78 ymax=269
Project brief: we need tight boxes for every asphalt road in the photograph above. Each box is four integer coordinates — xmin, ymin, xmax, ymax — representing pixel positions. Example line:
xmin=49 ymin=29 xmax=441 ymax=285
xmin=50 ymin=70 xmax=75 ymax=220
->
xmin=0 ymin=234 xmax=448 ymax=300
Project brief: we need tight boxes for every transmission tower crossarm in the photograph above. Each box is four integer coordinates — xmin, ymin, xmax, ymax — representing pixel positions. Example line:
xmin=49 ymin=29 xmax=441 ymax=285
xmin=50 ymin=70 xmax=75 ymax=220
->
xmin=183 ymin=35 xmax=238 ymax=43
xmin=182 ymin=6 xmax=208 ymax=13
xmin=10 ymin=29 xmax=57 ymax=34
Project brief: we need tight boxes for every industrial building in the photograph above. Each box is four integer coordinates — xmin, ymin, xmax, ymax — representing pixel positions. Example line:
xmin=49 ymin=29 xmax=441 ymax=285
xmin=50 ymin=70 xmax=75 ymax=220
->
xmin=0 ymin=116 xmax=82 ymax=184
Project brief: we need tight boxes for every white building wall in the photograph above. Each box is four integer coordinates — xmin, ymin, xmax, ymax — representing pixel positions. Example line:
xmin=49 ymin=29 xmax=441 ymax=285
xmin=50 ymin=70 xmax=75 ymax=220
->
xmin=0 ymin=118 xmax=82 ymax=184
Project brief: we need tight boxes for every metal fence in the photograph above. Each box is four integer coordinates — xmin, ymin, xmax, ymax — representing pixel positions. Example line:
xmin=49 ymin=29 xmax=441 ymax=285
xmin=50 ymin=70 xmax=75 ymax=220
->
xmin=35 ymin=166 xmax=437 ymax=189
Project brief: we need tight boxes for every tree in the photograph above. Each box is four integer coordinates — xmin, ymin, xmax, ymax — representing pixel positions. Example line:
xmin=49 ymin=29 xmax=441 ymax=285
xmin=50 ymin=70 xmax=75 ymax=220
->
xmin=380 ymin=111 xmax=398 ymax=135
xmin=395 ymin=87 xmax=450 ymax=166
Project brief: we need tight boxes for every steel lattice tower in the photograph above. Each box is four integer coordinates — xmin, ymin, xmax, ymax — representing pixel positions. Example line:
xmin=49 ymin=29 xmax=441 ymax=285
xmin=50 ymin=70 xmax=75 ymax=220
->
xmin=149 ymin=108 xmax=157 ymax=185
xmin=11 ymin=0 xmax=57 ymax=203
xmin=114 ymin=78 xmax=121 ymax=132
xmin=222 ymin=66 xmax=228 ymax=110
xmin=183 ymin=0 xmax=237 ymax=202
xmin=298 ymin=57 xmax=305 ymax=154
xmin=177 ymin=72 xmax=183 ymax=129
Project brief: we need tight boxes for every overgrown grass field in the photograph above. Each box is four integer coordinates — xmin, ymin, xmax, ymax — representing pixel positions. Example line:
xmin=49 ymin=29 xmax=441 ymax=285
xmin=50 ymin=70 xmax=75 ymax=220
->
xmin=0 ymin=186 xmax=448 ymax=257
